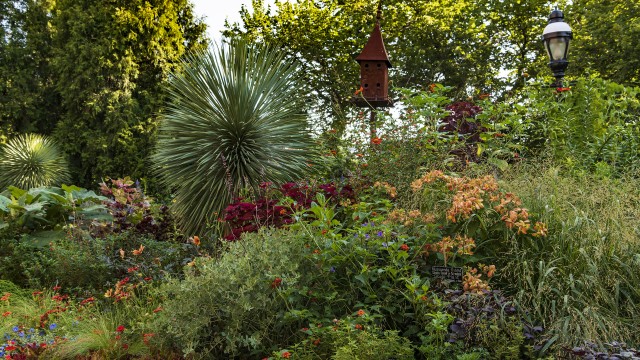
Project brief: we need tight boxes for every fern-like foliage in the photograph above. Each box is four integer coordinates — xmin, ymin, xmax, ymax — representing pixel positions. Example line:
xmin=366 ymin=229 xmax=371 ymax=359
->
xmin=152 ymin=40 xmax=316 ymax=236
xmin=0 ymin=134 xmax=70 ymax=190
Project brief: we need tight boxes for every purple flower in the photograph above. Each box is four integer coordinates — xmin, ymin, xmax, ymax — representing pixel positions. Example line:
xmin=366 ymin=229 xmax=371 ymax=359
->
xmin=12 ymin=326 xmax=19 ymax=332
xmin=377 ymin=231 xmax=383 ymax=237
xmin=49 ymin=323 xmax=57 ymax=330
xmin=365 ymin=234 xmax=370 ymax=239
xmin=382 ymin=242 xmax=388 ymax=248
xmin=329 ymin=266 xmax=336 ymax=273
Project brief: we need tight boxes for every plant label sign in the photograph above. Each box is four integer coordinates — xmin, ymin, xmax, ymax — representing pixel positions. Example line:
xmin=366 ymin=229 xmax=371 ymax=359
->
xmin=431 ymin=266 xmax=463 ymax=283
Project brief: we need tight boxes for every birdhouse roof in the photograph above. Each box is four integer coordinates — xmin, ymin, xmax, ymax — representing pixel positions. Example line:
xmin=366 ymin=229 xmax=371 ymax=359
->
xmin=356 ymin=22 xmax=392 ymax=68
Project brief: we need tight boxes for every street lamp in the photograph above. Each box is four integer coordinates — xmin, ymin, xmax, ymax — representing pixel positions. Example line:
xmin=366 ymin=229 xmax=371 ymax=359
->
xmin=542 ymin=8 xmax=572 ymax=87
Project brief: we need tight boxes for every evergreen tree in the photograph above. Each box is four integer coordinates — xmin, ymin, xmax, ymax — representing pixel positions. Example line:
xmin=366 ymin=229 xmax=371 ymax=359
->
xmin=0 ymin=0 xmax=58 ymax=141
xmin=51 ymin=0 xmax=207 ymax=186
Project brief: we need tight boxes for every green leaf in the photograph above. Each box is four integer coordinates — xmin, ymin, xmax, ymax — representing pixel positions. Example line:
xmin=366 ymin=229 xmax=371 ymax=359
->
xmin=488 ymin=158 xmax=509 ymax=171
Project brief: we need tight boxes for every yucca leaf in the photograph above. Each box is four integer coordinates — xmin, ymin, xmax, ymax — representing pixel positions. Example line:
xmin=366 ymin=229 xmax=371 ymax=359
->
xmin=153 ymin=40 xmax=316 ymax=236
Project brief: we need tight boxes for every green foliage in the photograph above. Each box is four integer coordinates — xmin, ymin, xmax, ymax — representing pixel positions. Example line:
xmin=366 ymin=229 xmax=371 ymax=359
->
xmin=153 ymin=39 xmax=316 ymax=236
xmin=284 ymin=323 xmax=414 ymax=360
xmin=569 ymin=0 xmax=640 ymax=86
xmin=494 ymin=163 xmax=640 ymax=348
xmin=513 ymin=78 xmax=640 ymax=174
xmin=0 ymin=0 xmax=207 ymax=188
xmin=0 ymin=185 xmax=107 ymax=240
xmin=152 ymin=228 xmax=309 ymax=357
xmin=0 ymin=0 xmax=58 ymax=140
xmin=0 ymin=230 xmax=195 ymax=291
xmin=227 ymin=0 xmax=559 ymax=130
xmin=0 ymin=134 xmax=70 ymax=190
xmin=0 ymin=279 xmax=29 ymax=299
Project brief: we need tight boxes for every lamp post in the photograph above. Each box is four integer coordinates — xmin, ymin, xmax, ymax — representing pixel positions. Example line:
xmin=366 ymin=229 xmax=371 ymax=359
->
xmin=542 ymin=8 xmax=573 ymax=88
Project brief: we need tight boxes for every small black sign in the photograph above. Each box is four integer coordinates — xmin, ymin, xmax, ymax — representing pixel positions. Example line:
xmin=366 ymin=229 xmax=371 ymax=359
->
xmin=431 ymin=266 xmax=463 ymax=283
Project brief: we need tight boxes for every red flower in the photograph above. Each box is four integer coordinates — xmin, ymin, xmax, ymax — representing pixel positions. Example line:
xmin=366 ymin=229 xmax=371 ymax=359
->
xmin=354 ymin=86 xmax=364 ymax=96
xmin=5 ymin=345 xmax=16 ymax=351
xmin=313 ymin=338 xmax=321 ymax=346
xmin=556 ymin=87 xmax=571 ymax=93
xmin=271 ymin=277 xmax=282 ymax=288
xmin=116 ymin=325 xmax=126 ymax=333
xmin=371 ymin=137 xmax=382 ymax=145
xmin=2 ymin=311 xmax=11 ymax=317
xmin=153 ymin=306 xmax=163 ymax=313
xmin=281 ymin=351 xmax=291 ymax=359
xmin=357 ymin=309 xmax=365 ymax=316
xmin=400 ymin=244 xmax=410 ymax=251
xmin=80 ymin=297 xmax=95 ymax=305
xmin=122 ymin=343 xmax=129 ymax=350
xmin=355 ymin=324 xmax=363 ymax=330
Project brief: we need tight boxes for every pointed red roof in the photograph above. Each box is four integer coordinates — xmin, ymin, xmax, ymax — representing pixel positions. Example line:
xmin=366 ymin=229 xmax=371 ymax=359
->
xmin=356 ymin=22 xmax=392 ymax=68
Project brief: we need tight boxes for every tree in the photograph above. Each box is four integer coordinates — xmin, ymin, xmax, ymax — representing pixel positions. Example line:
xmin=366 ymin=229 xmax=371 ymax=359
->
xmin=49 ymin=0 xmax=207 ymax=187
xmin=225 ymin=0 xmax=559 ymax=131
xmin=0 ymin=0 xmax=58 ymax=141
xmin=568 ymin=0 xmax=640 ymax=85
xmin=153 ymin=40 xmax=317 ymax=236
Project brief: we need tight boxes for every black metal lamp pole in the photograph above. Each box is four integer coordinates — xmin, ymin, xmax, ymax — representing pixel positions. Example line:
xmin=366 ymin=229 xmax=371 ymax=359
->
xmin=542 ymin=8 xmax=573 ymax=88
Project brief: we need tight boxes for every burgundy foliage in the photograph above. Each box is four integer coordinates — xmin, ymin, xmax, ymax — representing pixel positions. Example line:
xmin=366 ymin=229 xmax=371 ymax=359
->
xmin=223 ymin=182 xmax=355 ymax=241
xmin=439 ymin=101 xmax=486 ymax=143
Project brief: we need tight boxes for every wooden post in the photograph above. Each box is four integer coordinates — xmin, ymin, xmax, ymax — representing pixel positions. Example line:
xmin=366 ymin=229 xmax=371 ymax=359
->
xmin=370 ymin=110 xmax=376 ymax=142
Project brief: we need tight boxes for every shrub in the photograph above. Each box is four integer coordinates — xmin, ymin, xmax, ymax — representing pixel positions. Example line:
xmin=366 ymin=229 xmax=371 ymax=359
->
xmin=151 ymin=228 xmax=311 ymax=357
xmin=0 ymin=185 xmax=108 ymax=241
xmin=0 ymin=230 xmax=196 ymax=292
xmin=153 ymin=39 xmax=317 ymax=237
xmin=95 ymin=177 xmax=180 ymax=242
xmin=512 ymin=78 xmax=640 ymax=174
xmin=0 ymin=133 xmax=70 ymax=190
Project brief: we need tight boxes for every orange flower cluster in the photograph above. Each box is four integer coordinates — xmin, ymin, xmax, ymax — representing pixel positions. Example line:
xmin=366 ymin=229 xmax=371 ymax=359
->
xmin=104 ymin=277 xmax=132 ymax=302
xmin=385 ymin=208 xmax=435 ymax=226
xmin=424 ymin=235 xmax=476 ymax=266
xmin=462 ymin=264 xmax=496 ymax=294
xmin=373 ymin=181 xmax=397 ymax=198
xmin=411 ymin=171 xmax=548 ymax=237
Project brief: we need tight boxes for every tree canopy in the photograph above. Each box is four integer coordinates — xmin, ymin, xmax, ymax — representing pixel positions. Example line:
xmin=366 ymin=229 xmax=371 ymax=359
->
xmin=225 ymin=0 xmax=561 ymax=130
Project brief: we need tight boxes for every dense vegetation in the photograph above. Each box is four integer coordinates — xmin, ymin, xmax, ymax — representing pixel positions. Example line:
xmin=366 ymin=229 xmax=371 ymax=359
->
xmin=1 ymin=0 xmax=640 ymax=359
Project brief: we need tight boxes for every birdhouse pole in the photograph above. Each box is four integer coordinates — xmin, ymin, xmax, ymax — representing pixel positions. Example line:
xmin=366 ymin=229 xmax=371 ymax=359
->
xmin=353 ymin=1 xmax=393 ymax=143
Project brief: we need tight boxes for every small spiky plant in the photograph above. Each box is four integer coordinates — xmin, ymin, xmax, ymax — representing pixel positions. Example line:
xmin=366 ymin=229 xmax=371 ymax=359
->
xmin=153 ymin=40 xmax=316 ymax=236
xmin=0 ymin=133 xmax=70 ymax=190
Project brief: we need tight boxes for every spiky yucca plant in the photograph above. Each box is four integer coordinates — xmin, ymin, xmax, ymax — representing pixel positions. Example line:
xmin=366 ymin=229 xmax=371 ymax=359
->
xmin=153 ymin=40 xmax=316 ymax=236
xmin=0 ymin=133 xmax=70 ymax=190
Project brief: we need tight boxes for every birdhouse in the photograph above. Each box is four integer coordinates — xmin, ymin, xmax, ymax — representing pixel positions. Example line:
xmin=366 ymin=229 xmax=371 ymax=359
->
xmin=354 ymin=20 xmax=393 ymax=107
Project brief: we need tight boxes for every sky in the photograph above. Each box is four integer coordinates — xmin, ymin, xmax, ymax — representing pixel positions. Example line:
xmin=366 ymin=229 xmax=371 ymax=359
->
xmin=190 ymin=0 xmax=277 ymax=41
